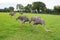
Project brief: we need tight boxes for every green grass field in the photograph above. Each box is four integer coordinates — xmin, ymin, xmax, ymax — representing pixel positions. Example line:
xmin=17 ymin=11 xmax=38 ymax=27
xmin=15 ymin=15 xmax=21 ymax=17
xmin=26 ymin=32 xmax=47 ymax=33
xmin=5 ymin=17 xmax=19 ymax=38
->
xmin=0 ymin=12 xmax=60 ymax=40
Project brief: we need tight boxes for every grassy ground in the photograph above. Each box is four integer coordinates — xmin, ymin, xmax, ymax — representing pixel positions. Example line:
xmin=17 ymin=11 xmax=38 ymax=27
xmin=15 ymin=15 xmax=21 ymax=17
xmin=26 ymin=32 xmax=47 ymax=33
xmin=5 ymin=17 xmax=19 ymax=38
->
xmin=0 ymin=12 xmax=60 ymax=40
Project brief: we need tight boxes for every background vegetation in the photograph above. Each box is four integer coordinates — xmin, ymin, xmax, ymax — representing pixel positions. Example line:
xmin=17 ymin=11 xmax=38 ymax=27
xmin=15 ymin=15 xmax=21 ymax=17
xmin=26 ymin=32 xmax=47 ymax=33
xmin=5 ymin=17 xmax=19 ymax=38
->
xmin=0 ymin=1 xmax=60 ymax=14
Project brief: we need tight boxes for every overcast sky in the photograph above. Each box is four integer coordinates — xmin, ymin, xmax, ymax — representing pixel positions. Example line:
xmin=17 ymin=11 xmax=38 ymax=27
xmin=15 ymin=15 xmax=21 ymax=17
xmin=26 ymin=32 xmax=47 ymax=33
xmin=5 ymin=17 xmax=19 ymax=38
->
xmin=0 ymin=0 xmax=60 ymax=9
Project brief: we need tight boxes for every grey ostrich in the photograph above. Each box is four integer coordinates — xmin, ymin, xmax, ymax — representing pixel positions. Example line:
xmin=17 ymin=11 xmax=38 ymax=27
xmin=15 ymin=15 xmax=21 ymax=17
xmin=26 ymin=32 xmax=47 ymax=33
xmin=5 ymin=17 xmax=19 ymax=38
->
xmin=29 ymin=16 xmax=51 ymax=32
xmin=9 ymin=11 xmax=16 ymax=16
xmin=16 ymin=16 xmax=51 ymax=32
xmin=16 ymin=15 xmax=29 ymax=24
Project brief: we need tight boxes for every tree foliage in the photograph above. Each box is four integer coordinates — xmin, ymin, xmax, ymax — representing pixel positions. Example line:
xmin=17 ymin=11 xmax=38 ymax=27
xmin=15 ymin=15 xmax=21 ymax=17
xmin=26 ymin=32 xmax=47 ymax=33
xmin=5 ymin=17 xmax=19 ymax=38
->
xmin=54 ymin=6 xmax=60 ymax=14
xmin=0 ymin=1 xmax=60 ymax=15
xmin=8 ymin=7 xmax=14 ymax=11
xmin=24 ymin=4 xmax=32 ymax=12
xmin=32 ymin=2 xmax=46 ymax=13
xmin=16 ymin=4 xmax=24 ymax=11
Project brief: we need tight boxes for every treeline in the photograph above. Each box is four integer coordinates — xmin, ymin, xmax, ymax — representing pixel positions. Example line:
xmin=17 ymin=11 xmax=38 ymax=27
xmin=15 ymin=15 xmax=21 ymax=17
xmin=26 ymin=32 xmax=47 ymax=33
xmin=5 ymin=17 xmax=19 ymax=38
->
xmin=0 ymin=8 xmax=9 ymax=12
xmin=0 ymin=1 xmax=60 ymax=14
xmin=0 ymin=7 xmax=14 ymax=12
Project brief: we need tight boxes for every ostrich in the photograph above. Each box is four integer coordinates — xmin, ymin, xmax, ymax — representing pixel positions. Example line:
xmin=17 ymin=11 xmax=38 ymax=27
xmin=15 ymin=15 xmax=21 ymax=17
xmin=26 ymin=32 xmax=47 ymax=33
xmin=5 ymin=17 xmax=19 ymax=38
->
xmin=29 ymin=16 xmax=51 ymax=32
xmin=9 ymin=11 xmax=16 ymax=16
xmin=16 ymin=15 xmax=29 ymax=24
xmin=16 ymin=16 xmax=51 ymax=32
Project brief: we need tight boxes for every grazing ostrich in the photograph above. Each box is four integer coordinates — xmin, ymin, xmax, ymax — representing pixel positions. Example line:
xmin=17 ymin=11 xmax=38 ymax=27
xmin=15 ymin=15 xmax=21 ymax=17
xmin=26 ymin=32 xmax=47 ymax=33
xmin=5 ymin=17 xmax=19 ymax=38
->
xmin=9 ymin=11 xmax=16 ymax=16
xmin=29 ymin=16 xmax=51 ymax=32
xmin=16 ymin=15 xmax=29 ymax=24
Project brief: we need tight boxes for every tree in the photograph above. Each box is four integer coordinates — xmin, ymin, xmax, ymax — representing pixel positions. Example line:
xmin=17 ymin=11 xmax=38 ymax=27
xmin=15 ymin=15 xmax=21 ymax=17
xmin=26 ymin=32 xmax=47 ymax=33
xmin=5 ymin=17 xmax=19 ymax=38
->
xmin=4 ymin=8 xmax=9 ymax=12
xmin=54 ymin=6 xmax=60 ymax=14
xmin=32 ymin=2 xmax=46 ymax=13
xmin=46 ymin=9 xmax=53 ymax=14
xmin=8 ymin=7 xmax=14 ymax=11
xmin=0 ymin=9 xmax=4 ymax=12
xmin=0 ymin=8 xmax=9 ymax=12
xmin=27 ymin=4 xmax=32 ymax=12
xmin=24 ymin=4 xmax=32 ymax=12
xmin=16 ymin=4 xmax=24 ymax=12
